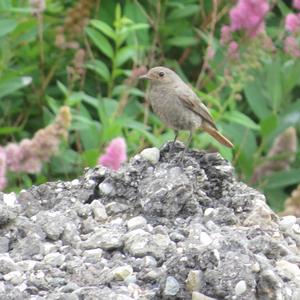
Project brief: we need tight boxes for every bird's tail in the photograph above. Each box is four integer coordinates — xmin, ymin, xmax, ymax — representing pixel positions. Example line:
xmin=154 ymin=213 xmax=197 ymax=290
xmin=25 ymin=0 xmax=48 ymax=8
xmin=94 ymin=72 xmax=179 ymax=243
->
xmin=203 ymin=125 xmax=234 ymax=148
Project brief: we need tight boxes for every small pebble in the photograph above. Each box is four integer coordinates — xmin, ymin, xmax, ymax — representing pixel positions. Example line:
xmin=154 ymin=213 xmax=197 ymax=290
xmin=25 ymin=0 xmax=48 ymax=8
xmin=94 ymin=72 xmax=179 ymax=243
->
xmin=235 ymin=280 xmax=247 ymax=295
xmin=140 ymin=147 xmax=160 ymax=164
xmin=164 ymin=276 xmax=180 ymax=296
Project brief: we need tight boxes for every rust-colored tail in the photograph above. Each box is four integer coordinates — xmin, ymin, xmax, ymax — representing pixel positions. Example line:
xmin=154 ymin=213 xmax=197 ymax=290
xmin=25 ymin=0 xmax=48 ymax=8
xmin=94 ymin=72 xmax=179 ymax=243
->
xmin=203 ymin=125 xmax=234 ymax=148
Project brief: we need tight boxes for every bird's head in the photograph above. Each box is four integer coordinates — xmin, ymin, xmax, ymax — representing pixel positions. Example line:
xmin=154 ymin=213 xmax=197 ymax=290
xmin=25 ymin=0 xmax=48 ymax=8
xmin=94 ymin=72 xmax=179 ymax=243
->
xmin=139 ymin=66 xmax=180 ymax=85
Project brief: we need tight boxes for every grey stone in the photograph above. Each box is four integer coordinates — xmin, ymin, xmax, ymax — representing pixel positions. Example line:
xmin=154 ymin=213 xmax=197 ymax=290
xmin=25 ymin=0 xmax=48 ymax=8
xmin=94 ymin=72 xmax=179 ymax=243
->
xmin=81 ymin=227 xmax=124 ymax=250
xmin=43 ymin=252 xmax=65 ymax=267
xmin=0 ymin=237 xmax=9 ymax=253
xmin=112 ymin=265 xmax=133 ymax=281
xmin=62 ymin=222 xmax=81 ymax=247
xmin=0 ymin=203 xmax=17 ymax=225
xmin=124 ymin=229 xmax=171 ymax=259
xmin=82 ymin=249 xmax=103 ymax=263
xmin=0 ymin=254 xmax=18 ymax=274
xmin=164 ymin=276 xmax=180 ymax=296
xmin=90 ymin=200 xmax=108 ymax=221
xmin=0 ymin=141 xmax=299 ymax=299
xmin=279 ymin=215 xmax=297 ymax=231
xmin=186 ymin=270 xmax=202 ymax=292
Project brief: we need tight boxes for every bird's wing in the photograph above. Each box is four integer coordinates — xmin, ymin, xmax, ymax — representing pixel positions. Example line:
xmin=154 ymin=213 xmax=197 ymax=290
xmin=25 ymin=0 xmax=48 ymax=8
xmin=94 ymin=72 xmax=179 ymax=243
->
xmin=175 ymin=84 xmax=217 ymax=130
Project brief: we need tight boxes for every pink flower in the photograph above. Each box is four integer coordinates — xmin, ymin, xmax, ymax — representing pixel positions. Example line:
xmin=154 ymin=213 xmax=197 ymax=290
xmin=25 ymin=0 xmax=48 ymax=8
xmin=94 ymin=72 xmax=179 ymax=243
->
xmin=285 ymin=13 xmax=300 ymax=32
xmin=5 ymin=143 xmax=23 ymax=172
xmin=99 ymin=137 xmax=127 ymax=171
xmin=229 ymin=0 xmax=269 ymax=37
xmin=293 ymin=0 xmax=300 ymax=10
xmin=0 ymin=147 xmax=7 ymax=190
xmin=284 ymin=36 xmax=300 ymax=57
xmin=220 ymin=25 xmax=232 ymax=45
xmin=228 ymin=41 xmax=240 ymax=59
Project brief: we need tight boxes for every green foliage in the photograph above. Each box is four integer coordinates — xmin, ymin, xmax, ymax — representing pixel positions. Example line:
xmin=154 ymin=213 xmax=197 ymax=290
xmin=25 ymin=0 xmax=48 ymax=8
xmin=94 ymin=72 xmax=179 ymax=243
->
xmin=1 ymin=0 xmax=300 ymax=212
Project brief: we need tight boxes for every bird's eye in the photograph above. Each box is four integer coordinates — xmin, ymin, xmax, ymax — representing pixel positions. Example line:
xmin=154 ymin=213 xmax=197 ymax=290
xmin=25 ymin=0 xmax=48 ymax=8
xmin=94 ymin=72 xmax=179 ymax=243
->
xmin=159 ymin=71 xmax=165 ymax=77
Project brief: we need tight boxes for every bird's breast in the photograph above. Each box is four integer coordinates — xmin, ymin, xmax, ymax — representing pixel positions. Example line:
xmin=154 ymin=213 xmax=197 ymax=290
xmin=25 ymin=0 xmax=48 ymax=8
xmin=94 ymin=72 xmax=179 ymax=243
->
xmin=148 ymin=85 xmax=202 ymax=130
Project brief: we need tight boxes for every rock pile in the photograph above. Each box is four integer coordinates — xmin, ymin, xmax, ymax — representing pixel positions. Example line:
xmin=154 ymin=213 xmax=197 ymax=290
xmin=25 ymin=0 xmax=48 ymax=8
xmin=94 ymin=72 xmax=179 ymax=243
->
xmin=0 ymin=142 xmax=300 ymax=299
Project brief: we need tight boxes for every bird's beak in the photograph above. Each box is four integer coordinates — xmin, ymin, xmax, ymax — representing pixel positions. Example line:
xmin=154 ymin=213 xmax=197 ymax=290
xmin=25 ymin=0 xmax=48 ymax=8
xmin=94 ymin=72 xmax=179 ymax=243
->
xmin=139 ymin=73 xmax=149 ymax=80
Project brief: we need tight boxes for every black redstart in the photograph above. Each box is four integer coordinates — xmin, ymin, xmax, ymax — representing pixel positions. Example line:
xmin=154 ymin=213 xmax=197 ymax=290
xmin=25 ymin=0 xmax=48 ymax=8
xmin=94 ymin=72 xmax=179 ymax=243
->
xmin=140 ymin=66 xmax=233 ymax=158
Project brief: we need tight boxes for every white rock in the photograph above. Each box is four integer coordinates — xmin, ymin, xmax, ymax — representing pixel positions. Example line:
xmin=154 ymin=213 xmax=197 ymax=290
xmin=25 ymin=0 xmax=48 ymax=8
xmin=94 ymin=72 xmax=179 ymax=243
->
xmin=3 ymin=192 xmax=17 ymax=207
xmin=16 ymin=282 xmax=27 ymax=292
xmin=235 ymin=280 xmax=247 ymax=295
xmin=3 ymin=271 xmax=24 ymax=285
xmin=292 ymin=224 xmax=300 ymax=234
xmin=127 ymin=216 xmax=147 ymax=231
xmin=204 ymin=208 xmax=215 ymax=216
xmin=140 ymin=147 xmax=160 ymax=164
xmin=83 ymin=249 xmax=103 ymax=261
xmin=279 ymin=216 xmax=297 ymax=231
xmin=71 ymin=179 xmax=80 ymax=186
xmin=99 ymin=182 xmax=114 ymax=195
xmin=42 ymin=242 xmax=58 ymax=255
xmin=0 ymin=282 xmax=5 ymax=293
xmin=200 ymin=232 xmax=212 ymax=246
xmin=192 ymin=291 xmax=216 ymax=300
xmin=17 ymin=260 xmax=37 ymax=271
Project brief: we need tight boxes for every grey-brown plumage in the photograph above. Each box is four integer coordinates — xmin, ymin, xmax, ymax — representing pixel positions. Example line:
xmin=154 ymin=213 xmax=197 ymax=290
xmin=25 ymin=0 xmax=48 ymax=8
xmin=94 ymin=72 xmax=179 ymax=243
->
xmin=140 ymin=66 xmax=233 ymax=156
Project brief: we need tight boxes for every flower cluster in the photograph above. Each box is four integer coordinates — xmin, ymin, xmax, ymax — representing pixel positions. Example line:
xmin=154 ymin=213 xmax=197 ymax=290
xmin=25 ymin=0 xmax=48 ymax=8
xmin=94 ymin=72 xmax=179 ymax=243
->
xmin=0 ymin=106 xmax=72 ymax=190
xmin=220 ymin=0 xmax=270 ymax=59
xmin=29 ymin=0 xmax=46 ymax=14
xmin=98 ymin=138 xmax=127 ymax=171
xmin=284 ymin=1 xmax=300 ymax=57
xmin=55 ymin=0 xmax=96 ymax=50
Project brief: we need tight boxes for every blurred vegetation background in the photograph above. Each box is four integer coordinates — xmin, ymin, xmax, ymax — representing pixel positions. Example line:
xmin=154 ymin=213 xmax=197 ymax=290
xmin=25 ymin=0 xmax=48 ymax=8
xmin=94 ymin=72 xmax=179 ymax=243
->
xmin=1 ymin=0 xmax=300 ymax=214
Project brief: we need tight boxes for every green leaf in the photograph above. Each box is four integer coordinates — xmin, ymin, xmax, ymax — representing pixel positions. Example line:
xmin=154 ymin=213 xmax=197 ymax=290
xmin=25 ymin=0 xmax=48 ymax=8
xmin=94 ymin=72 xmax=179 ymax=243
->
xmin=264 ymin=169 xmax=300 ymax=189
xmin=282 ymin=60 xmax=300 ymax=95
xmin=277 ymin=0 xmax=291 ymax=15
xmin=223 ymin=111 xmax=260 ymax=130
xmin=244 ymin=80 xmax=271 ymax=119
xmin=167 ymin=36 xmax=198 ymax=47
xmin=86 ymin=60 xmax=110 ymax=82
xmin=115 ymin=47 xmax=135 ymax=67
xmin=167 ymin=4 xmax=199 ymax=20
xmin=0 ymin=127 xmax=21 ymax=135
xmin=90 ymin=19 xmax=116 ymax=40
xmin=56 ymin=81 xmax=68 ymax=96
xmin=0 ymin=19 xmax=17 ymax=37
xmin=0 ymin=76 xmax=32 ymax=98
xmin=46 ymin=96 xmax=60 ymax=113
xmin=260 ymin=114 xmax=278 ymax=137
xmin=85 ymin=27 xmax=114 ymax=59
xmin=81 ymin=149 xmax=100 ymax=167
xmin=266 ymin=59 xmax=282 ymax=113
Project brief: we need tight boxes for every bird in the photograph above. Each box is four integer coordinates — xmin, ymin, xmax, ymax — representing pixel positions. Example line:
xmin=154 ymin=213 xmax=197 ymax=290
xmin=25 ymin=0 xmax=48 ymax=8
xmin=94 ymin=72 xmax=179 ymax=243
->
xmin=139 ymin=66 xmax=233 ymax=159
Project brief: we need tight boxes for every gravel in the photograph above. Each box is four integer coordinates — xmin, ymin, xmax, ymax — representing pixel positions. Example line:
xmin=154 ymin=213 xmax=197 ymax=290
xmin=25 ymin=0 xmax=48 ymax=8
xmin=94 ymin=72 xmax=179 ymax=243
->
xmin=0 ymin=141 xmax=300 ymax=299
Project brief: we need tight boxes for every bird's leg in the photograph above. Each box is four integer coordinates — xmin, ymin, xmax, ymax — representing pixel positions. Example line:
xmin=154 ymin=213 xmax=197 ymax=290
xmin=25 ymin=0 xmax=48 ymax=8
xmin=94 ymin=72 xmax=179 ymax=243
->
xmin=179 ymin=130 xmax=193 ymax=162
xmin=170 ymin=130 xmax=179 ymax=151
